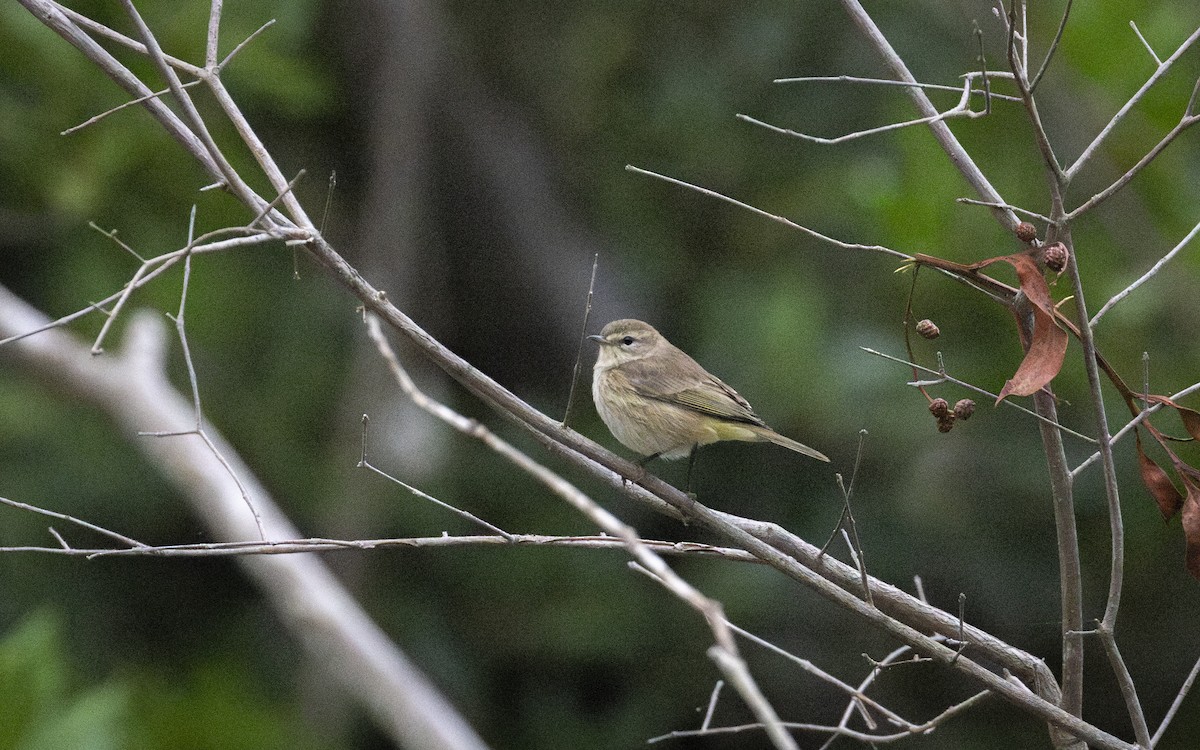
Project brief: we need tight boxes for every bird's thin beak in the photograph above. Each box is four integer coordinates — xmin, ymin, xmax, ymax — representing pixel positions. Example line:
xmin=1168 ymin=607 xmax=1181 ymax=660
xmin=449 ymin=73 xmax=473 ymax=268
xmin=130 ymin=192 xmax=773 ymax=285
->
xmin=587 ymin=334 xmax=607 ymax=344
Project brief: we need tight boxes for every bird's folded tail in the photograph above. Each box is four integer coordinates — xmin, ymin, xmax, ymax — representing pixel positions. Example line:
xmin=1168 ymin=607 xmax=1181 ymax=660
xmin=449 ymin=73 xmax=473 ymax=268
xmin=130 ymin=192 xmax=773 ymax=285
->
xmin=752 ymin=427 xmax=830 ymax=462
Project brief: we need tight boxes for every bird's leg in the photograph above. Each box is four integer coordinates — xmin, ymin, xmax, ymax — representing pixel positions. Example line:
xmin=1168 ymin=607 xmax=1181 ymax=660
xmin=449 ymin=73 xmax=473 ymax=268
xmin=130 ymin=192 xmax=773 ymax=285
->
xmin=685 ymin=445 xmax=699 ymax=497
xmin=637 ymin=452 xmax=662 ymax=468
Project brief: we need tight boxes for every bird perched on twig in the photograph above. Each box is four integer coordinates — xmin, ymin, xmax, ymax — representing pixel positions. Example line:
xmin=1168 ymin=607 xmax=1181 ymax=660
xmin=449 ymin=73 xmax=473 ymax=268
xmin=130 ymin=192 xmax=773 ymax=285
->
xmin=590 ymin=319 xmax=828 ymax=489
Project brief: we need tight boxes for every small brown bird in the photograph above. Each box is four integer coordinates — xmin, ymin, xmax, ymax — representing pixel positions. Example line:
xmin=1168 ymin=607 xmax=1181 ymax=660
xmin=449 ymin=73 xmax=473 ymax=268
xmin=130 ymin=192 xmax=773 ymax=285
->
xmin=590 ymin=319 xmax=828 ymax=485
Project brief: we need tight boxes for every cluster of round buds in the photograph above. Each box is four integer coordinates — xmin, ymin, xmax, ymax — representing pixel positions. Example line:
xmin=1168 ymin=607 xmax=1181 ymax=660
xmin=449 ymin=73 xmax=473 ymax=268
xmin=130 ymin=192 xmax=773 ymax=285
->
xmin=915 ymin=319 xmax=940 ymax=339
xmin=1043 ymin=242 xmax=1069 ymax=274
xmin=1016 ymin=222 xmax=1038 ymax=243
xmin=929 ymin=397 xmax=976 ymax=432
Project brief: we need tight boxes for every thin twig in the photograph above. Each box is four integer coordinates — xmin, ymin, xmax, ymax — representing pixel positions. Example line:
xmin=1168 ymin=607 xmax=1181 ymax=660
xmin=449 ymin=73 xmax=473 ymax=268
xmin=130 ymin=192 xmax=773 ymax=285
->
xmin=358 ymin=415 xmax=514 ymax=539
xmin=955 ymin=198 xmax=1053 ymax=225
xmin=1029 ymin=0 xmax=1072 ymax=91
xmin=136 ymin=210 xmax=266 ymax=539
xmin=1 ymin=533 xmax=761 ymax=562
xmin=217 ymin=18 xmax=275 ymax=71
xmin=1066 ymin=23 xmax=1200 ymax=181
xmin=649 ymin=691 xmax=990 ymax=744
xmin=771 ymin=74 xmax=1021 ymax=103
xmin=1130 ymin=21 xmax=1162 ymax=66
xmin=0 ymin=232 xmax=285 ymax=349
xmin=1004 ymin=2 xmax=1065 ymax=184
xmin=1152 ymin=651 xmax=1200 ymax=747
xmin=1091 ymin=218 xmax=1200 ymax=327
xmin=53 ymin=2 xmax=205 ymax=76
xmin=625 ymin=165 xmax=910 ymax=260
xmin=860 ymin=347 xmax=1097 ymax=443
xmin=836 ymin=431 xmax=872 ymax=606
xmin=1073 ymin=377 xmax=1200 ymax=477
xmin=700 ymin=680 xmax=724 ymax=730
xmin=0 ymin=496 xmax=146 ymax=548
xmin=1067 ymin=113 xmax=1200 ymax=221
xmin=62 ymin=79 xmax=204 ymax=136
xmin=562 ymin=252 xmax=600 ymax=428
xmin=367 ymin=313 xmax=797 ymax=749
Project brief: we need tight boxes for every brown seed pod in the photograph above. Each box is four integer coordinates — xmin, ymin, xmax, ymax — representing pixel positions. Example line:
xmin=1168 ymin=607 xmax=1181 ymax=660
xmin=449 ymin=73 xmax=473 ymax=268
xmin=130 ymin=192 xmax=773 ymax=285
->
xmin=1016 ymin=222 xmax=1038 ymax=243
xmin=954 ymin=398 xmax=976 ymax=420
xmin=929 ymin=397 xmax=951 ymax=419
xmin=916 ymin=319 xmax=940 ymax=339
xmin=1043 ymin=242 xmax=1069 ymax=273
xmin=936 ymin=415 xmax=956 ymax=433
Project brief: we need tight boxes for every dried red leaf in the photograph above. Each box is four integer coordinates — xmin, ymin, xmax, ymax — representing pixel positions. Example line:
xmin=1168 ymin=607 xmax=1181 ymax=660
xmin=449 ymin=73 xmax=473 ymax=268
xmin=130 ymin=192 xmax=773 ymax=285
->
xmin=909 ymin=252 xmax=1068 ymax=401
xmin=992 ymin=254 xmax=1068 ymax=402
xmin=1181 ymin=475 xmax=1200 ymax=580
xmin=1136 ymin=432 xmax=1184 ymax=520
xmin=1146 ymin=395 xmax=1200 ymax=442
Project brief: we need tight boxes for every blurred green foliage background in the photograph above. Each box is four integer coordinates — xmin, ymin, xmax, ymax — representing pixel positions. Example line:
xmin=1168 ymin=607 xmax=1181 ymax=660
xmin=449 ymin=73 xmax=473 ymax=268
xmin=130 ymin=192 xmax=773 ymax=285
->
xmin=2 ymin=0 xmax=1200 ymax=748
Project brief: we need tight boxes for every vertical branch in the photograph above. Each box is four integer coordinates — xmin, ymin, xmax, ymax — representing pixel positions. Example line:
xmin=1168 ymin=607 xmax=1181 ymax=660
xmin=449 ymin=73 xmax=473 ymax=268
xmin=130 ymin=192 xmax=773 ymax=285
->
xmin=1062 ymin=221 xmax=1152 ymax=746
xmin=204 ymin=0 xmax=223 ymax=68
xmin=1034 ymin=388 xmax=1085 ymax=726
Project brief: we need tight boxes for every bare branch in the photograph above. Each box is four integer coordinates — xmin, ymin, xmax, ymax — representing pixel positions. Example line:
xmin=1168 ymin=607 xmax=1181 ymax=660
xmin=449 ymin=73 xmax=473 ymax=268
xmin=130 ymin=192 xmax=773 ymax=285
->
xmin=836 ymin=0 xmax=1020 ymax=231
xmin=860 ymin=347 xmax=1097 ymax=443
xmin=743 ymin=72 xmax=994 ymax=145
xmin=1153 ymin=651 xmax=1200 ymax=747
xmin=135 ymin=216 xmax=267 ymax=539
xmin=955 ymin=198 xmax=1052 ymax=225
xmin=0 ymin=232 xmax=284 ymax=349
xmin=1066 ymin=23 xmax=1200 ymax=180
xmin=1073 ymin=377 xmax=1200 ymax=478
xmin=625 ymin=165 xmax=910 ymax=260
xmin=205 ymin=0 xmax=223 ymax=69
xmin=1130 ymin=20 xmax=1163 ymax=66
xmin=772 ymin=74 xmax=1020 ymax=103
xmin=0 ymin=496 xmax=147 ymax=549
xmin=62 ymin=79 xmax=203 ymax=137
xmin=1067 ymin=113 xmax=1200 ymax=221
xmin=649 ymin=690 xmax=990 ymax=744
xmin=1096 ymin=624 xmax=1153 ymax=748
xmin=1029 ymin=0 xmax=1073 ymax=91
xmin=1004 ymin=3 xmax=1066 ymax=183
xmin=358 ymin=415 xmax=514 ymax=539
xmin=217 ymin=18 xmax=276 ymax=71
xmin=367 ymin=313 xmax=797 ymax=749
xmin=1091 ymin=218 xmax=1200 ymax=326
xmin=17 ymin=0 xmax=218 ymax=177
xmin=562 ymin=252 xmax=600 ymax=428
xmin=51 ymin=1 xmax=204 ymax=76
xmin=0 ymin=532 xmax=759 ymax=562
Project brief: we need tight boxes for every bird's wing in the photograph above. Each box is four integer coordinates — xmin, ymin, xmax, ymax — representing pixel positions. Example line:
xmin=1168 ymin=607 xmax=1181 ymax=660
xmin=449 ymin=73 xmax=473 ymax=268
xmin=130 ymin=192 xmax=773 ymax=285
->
xmin=620 ymin=358 xmax=767 ymax=427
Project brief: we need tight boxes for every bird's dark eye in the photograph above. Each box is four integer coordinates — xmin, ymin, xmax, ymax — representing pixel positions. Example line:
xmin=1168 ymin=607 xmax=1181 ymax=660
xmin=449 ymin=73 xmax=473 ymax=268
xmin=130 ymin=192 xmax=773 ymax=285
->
xmin=621 ymin=336 xmax=635 ymax=346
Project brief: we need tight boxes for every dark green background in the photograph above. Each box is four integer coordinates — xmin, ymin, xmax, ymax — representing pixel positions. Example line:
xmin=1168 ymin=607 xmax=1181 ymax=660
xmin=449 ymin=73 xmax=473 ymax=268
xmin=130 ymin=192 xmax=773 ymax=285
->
xmin=2 ymin=1 xmax=1199 ymax=748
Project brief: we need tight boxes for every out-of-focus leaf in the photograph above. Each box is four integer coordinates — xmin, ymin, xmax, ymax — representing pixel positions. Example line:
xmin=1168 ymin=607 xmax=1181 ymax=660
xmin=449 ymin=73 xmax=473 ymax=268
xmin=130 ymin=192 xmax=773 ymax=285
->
xmin=1136 ymin=431 xmax=1184 ymax=520
xmin=20 ymin=681 xmax=129 ymax=750
xmin=0 ymin=611 xmax=129 ymax=750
